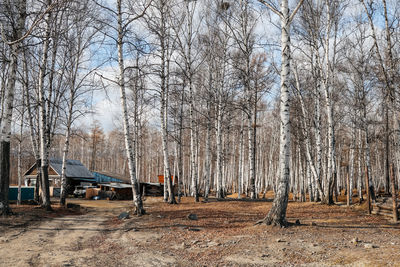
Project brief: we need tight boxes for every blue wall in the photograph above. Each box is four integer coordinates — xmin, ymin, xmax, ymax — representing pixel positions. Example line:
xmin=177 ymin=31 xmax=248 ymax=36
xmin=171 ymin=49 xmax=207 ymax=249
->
xmin=9 ymin=187 xmax=35 ymax=201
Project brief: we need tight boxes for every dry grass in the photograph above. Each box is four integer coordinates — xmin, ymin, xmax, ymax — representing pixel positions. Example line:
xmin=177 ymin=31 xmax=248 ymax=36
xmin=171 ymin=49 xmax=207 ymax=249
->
xmin=2 ymin=194 xmax=400 ymax=266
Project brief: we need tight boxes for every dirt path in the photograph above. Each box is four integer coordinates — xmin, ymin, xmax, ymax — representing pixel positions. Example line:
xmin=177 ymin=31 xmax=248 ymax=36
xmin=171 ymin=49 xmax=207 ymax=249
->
xmin=1 ymin=197 xmax=400 ymax=266
xmin=0 ymin=209 xmax=110 ymax=266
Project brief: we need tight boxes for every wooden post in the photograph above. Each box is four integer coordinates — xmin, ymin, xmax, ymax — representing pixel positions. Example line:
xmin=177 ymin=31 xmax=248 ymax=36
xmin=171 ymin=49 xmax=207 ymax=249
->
xmin=389 ymin=164 xmax=398 ymax=222
xmin=346 ymin=165 xmax=350 ymax=206
xmin=364 ymin=166 xmax=371 ymax=214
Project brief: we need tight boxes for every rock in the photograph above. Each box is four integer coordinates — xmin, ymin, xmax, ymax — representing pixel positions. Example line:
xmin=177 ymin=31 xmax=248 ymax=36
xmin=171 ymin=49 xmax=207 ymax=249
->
xmin=191 ymin=240 xmax=200 ymax=245
xmin=351 ymin=237 xmax=359 ymax=244
xmin=66 ymin=203 xmax=80 ymax=211
xmin=295 ymin=219 xmax=301 ymax=225
xmin=261 ymin=254 xmax=270 ymax=258
xmin=188 ymin=213 xmax=198 ymax=220
xmin=124 ymin=227 xmax=138 ymax=232
xmin=310 ymin=222 xmax=317 ymax=226
xmin=207 ymin=241 xmax=219 ymax=247
xmin=364 ymin=243 xmax=378 ymax=249
xmin=276 ymin=238 xmax=285 ymax=242
xmin=118 ymin=211 xmax=130 ymax=220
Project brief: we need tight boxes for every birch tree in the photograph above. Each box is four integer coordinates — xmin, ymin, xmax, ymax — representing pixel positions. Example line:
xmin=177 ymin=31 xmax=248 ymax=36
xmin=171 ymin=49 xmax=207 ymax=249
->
xmin=115 ymin=0 xmax=148 ymax=213
xmin=94 ymin=0 xmax=149 ymax=213
xmin=145 ymin=0 xmax=177 ymax=203
xmin=228 ymin=0 xmax=259 ymax=199
xmin=60 ymin=0 xmax=102 ymax=206
xmin=0 ymin=0 xmax=26 ymax=215
xmin=360 ymin=0 xmax=398 ymax=202
xmin=172 ymin=0 xmax=201 ymax=202
xmin=257 ymin=0 xmax=304 ymax=226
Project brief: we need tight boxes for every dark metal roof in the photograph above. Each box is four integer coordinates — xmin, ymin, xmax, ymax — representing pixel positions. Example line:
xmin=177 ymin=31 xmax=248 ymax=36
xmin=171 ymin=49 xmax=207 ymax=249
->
xmin=49 ymin=158 xmax=94 ymax=180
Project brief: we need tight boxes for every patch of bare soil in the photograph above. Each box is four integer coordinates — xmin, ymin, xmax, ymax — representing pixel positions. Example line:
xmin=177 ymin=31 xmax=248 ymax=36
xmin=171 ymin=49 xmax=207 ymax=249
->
xmin=1 ymin=195 xmax=399 ymax=266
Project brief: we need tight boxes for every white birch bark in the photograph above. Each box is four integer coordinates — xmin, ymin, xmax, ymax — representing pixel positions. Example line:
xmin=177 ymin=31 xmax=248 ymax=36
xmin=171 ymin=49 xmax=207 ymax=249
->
xmin=349 ymin=133 xmax=355 ymax=204
xmin=38 ymin=0 xmax=52 ymax=210
xmin=320 ymin=0 xmax=335 ymax=204
xmin=357 ymin=129 xmax=363 ymax=202
xmin=17 ymin=88 xmax=26 ymax=205
xmin=203 ymin=117 xmax=211 ymax=201
xmin=294 ymin=67 xmax=324 ymax=199
xmin=189 ymin=80 xmax=198 ymax=201
xmin=215 ymin=96 xmax=224 ymax=199
xmin=314 ymin=75 xmax=322 ymax=201
xmin=258 ymin=0 xmax=305 ymax=226
xmin=116 ymin=0 xmax=144 ymax=214
xmin=248 ymin=111 xmax=256 ymax=199
xmin=238 ymin=111 xmax=245 ymax=199
xmin=0 ymin=0 xmax=27 ymax=215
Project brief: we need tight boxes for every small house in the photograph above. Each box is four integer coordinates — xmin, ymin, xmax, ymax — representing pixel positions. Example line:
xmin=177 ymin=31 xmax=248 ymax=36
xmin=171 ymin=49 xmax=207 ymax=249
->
xmin=23 ymin=158 xmax=95 ymax=193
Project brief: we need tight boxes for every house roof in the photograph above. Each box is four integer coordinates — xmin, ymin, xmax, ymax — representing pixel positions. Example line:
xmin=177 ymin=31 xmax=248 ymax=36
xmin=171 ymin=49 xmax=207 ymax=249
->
xmin=24 ymin=158 xmax=94 ymax=181
xmin=49 ymin=158 xmax=94 ymax=179
xmin=93 ymin=171 xmax=131 ymax=184
xmin=99 ymin=183 xmax=132 ymax=189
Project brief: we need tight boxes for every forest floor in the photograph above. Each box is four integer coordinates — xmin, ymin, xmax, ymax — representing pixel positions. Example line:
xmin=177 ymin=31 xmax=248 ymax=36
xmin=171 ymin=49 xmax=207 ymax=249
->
xmin=1 ymin=193 xmax=400 ymax=267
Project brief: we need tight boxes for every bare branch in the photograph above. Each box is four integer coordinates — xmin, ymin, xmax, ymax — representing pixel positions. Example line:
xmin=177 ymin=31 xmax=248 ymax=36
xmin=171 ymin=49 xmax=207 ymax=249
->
xmin=1 ymin=0 xmax=67 ymax=45
xmin=289 ymin=0 xmax=305 ymax=24
xmin=257 ymin=0 xmax=282 ymax=18
xmin=123 ymin=0 xmax=153 ymax=30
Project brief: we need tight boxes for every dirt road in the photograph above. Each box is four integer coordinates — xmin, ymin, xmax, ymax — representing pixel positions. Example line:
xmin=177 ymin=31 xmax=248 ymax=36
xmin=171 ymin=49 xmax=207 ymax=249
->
xmin=1 ymin=197 xmax=400 ymax=266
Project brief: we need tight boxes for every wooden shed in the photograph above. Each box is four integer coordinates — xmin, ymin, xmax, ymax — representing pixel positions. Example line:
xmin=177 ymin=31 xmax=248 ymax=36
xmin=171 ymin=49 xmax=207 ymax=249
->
xmin=98 ymin=183 xmax=133 ymax=200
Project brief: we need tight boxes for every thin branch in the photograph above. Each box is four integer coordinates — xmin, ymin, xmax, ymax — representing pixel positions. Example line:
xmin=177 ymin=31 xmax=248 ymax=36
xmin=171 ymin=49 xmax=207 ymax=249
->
xmin=95 ymin=72 xmax=119 ymax=86
xmin=123 ymin=0 xmax=153 ymax=31
xmin=289 ymin=0 xmax=305 ymax=25
xmin=2 ymin=0 xmax=67 ymax=45
xmin=257 ymin=0 xmax=282 ymax=18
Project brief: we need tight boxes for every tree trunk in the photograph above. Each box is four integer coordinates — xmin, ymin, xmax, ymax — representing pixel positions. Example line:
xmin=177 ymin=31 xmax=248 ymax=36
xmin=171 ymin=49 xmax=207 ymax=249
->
xmin=116 ymin=0 xmax=144 ymax=214
xmin=203 ymin=106 xmax=212 ymax=201
xmin=215 ymin=96 xmax=224 ymax=199
xmin=261 ymin=0 xmax=296 ymax=227
xmin=189 ymin=83 xmax=199 ymax=202
xmin=38 ymin=1 xmax=52 ymax=211
xmin=390 ymin=164 xmax=398 ymax=222
xmin=0 ymin=0 xmax=26 ymax=215
xmin=238 ymin=112 xmax=245 ymax=199
xmin=248 ymin=111 xmax=256 ymax=199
